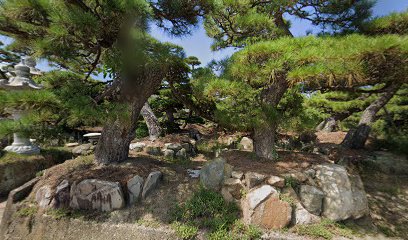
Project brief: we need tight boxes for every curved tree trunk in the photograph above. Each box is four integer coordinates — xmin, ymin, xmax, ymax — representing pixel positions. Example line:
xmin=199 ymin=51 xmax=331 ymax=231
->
xmin=342 ymin=82 xmax=402 ymax=149
xmin=141 ymin=102 xmax=162 ymax=140
xmin=252 ymin=78 xmax=288 ymax=160
xmin=94 ymin=70 xmax=164 ymax=165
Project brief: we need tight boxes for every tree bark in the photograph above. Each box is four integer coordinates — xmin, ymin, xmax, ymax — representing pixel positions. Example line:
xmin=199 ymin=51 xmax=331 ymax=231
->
xmin=252 ymin=78 xmax=288 ymax=159
xmin=94 ymin=70 xmax=165 ymax=165
xmin=253 ymin=124 xmax=277 ymax=160
xmin=342 ymin=82 xmax=402 ymax=149
xmin=141 ymin=102 xmax=162 ymax=140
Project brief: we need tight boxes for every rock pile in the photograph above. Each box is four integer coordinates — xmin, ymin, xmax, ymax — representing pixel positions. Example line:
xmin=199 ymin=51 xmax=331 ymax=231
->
xmin=129 ymin=141 xmax=196 ymax=160
xmin=200 ymin=159 xmax=369 ymax=229
xmin=35 ymin=171 xmax=163 ymax=212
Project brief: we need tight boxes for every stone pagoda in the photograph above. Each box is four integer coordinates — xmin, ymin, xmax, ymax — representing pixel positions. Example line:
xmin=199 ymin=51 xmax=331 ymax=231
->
xmin=0 ymin=57 xmax=43 ymax=154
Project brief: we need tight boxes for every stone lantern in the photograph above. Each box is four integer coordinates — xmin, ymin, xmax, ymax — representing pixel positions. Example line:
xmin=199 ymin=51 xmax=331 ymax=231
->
xmin=0 ymin=57 xmax=43 ymax=154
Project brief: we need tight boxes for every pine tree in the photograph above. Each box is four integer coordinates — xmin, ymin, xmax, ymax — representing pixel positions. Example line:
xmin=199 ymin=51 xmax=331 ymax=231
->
xmin=0 ymin=0 xmax=209 ymax=164
xmin=203 ymin=35 xmax=408 ymax=159
xmin=202 ymin=0 xmax=376 ymax=159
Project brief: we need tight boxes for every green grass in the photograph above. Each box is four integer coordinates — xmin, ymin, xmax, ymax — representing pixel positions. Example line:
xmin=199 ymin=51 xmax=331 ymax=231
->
xmin=293 ymin=219 xmax=355 ymax=240
xmin=170 ymin=188 xmax=261 ymax=239
xmin=46 ymin=208 xmax=84 ymax=220
xmin=16 ymin=206 xmax=38 ymax=217
xmin=170 ymin=187 xmax=240 ymax=232
xmin=171 ymin=222 xmax=199 ymax=240
xmin=0 ymin=151 xmax=42 ymax=165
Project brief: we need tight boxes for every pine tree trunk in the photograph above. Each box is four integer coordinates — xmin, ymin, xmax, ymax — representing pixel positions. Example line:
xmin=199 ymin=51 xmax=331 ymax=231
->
xmin=342 ymin=83 xmax=402 ymax=149
xmin=95 ymin=99 xmax=146 ymax=165
xmin=252 ymin=78 xmax=288 ymax=160
xmin=141 ymin=102 xmax=162 ymax=140
xmin=253 ymin=124 xmax=277 ymax=159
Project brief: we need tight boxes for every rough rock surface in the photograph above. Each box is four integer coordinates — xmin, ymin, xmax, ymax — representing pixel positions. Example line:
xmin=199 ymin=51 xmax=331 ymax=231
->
xmin=51 ymin=180 xmax=70 ymax=209
xmin=293 ymin=202 xmax=321 ymax=225
xmin=315 ymin=164 xmax=369 ymax=221
xmin=245 ymin=172 xmax=267 ymax=189
xmin=175 ymin=148 xmax=187 ymax=159
xmin=129 ymin=142 xmax=146 ymax=152
xmin=299 ymin=185 xmax=324 ymax=215
xmin=267 ymin=176 xmax=285 ymax=188
xmin=200 ymin=158 xmax=226 ymax=191
xmin=239 ymin=137 xmax=254 ymax=151
xmin=164 ymin=143 xmax=182 ymax=152
xmin=223 ymin=178 xmax=244 ymax=199
xmin=35 ymin=185 xmax=52 ymax=209
xmin=142 ymin=171 xmax=162 ymax=199
xmin=242 ymin=185 xmax=291 ymax=229
xmin=70 ymin=179 xmax=125 ymax=212
xmin=146 ymin=146 xmax=162 ymax=156
xmin=127 ymin=175 xmax=144 ymax=205
xmin=231 ymin=171 xmax=244 ymax=180
xmin=72 ymin=144 xmax=94 ymax=156
xmin=162 ymin=149 xmax=175 ymax=158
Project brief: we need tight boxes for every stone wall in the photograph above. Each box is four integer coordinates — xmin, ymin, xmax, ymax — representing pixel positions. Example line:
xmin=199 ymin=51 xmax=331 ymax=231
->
xmin=200 ymin=159 xmax=369 ymax=229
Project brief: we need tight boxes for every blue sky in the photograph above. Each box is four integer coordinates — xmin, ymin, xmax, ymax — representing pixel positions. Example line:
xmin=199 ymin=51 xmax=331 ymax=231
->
xmin=150 ymin=0 xmax=408 ymax=67
xmin=1 ymin=0 xmax=407 ymax=75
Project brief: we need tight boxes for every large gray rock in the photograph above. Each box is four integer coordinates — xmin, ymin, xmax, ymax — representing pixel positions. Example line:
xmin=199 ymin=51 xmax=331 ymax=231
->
xmin=36 ymin=185 xmax=52 ymax=209
xmin=130 ymin=142 xmax=146 ymax=152
xmin=299 ymin=185 xmax=324 ymax=215
xmin=70 ymin=179 xmax=125 ymax=212
xmin=239 ymin=137 xmax=253 ymax=151
xmin=164 ymin=143 xmax=182 ymax=152
xmin=72 ymin=143 xmax=94 ymax=156
xmin=142 ymin=171 xmax=162 ymax=199
xmin=162 ymin=149 xmax=175 ymax=158
xmin=127 ymin=175 xmax=144 ymax=205
xmin=51 ymin=180 xmax=70 ymax=209
xmin=200 ymin=158 xmax=227 ymax=191
xmin=315 ymin=164 xmax=369 ymax=221
xmin=242 ymin=185 xmax=291 ymax=229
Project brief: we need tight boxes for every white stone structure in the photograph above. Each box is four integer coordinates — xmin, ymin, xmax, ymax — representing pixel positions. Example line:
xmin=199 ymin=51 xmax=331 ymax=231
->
xmin=0 ymin=57 xmax=42 ymax=154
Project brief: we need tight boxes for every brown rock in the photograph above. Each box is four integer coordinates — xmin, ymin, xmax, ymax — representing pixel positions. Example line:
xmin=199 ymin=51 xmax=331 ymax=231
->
xmin=224 ymin=178 xmax=244 ymax=199
xmin=257 ymin=197 xmax=292 ymax=229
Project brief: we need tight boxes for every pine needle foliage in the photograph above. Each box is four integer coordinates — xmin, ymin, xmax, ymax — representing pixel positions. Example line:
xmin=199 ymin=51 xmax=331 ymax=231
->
xmin=360 ymin=9 xmax=408 ymax=35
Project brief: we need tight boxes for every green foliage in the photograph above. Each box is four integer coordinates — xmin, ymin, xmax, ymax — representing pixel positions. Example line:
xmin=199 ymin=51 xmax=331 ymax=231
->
xmin=231 ymin=35 xmax=408 ymax=88
xmin=361 ymin=9 xmax=408 ymax=35
xmin=170 ymin=188 xmax=240 ymax=232
xmin=135 ymin=120 xmax=149 ymax=139
xmin=171 ymin=222 xmax=199 ymax=240
xmin=16 ymin=206 xmax=38 ymax=218
xmin=204 ymin=0 xmax=374 ymax=50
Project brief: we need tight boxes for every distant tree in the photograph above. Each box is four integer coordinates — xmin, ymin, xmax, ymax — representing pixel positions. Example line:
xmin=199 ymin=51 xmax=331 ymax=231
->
xmin=0 ymin=0 xmax=210 ymax=164
xmin=185 ymin=56 xmax=201 ymax=70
